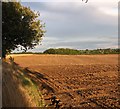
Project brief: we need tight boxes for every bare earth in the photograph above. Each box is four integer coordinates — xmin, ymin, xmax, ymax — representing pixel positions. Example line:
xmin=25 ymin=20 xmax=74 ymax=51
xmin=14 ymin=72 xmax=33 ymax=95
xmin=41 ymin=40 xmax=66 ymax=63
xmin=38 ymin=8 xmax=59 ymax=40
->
xmin=10 ymin=54 xmax=119 ymax=108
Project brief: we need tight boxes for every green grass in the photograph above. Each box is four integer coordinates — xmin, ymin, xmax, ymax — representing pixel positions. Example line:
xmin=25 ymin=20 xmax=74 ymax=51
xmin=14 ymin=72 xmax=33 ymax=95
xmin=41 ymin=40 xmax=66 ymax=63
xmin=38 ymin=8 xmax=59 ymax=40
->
xmin=16 ymin=72 xmax=45 ymax=107
xmin=9 ymin=56 xmax=45 ymax=107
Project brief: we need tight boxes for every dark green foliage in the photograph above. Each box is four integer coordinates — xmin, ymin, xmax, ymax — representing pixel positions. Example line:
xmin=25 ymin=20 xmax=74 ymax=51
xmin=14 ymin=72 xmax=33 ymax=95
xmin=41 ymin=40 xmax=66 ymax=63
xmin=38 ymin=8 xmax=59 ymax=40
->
xmin=43 ymin=48 xmax=80 ymax=55
xmin=43 ymin=48 xmax=120 ymax=55
xmin=2 ymin=2 xmax=44 ymax=58
xmin=43 ymin=48 xmax=56 ymax=54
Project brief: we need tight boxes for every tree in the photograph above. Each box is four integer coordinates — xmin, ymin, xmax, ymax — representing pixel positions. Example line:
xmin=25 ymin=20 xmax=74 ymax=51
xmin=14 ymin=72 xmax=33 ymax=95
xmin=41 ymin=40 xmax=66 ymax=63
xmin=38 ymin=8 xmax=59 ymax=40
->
xmin=2 ymin=2 xmax=45 ymax=58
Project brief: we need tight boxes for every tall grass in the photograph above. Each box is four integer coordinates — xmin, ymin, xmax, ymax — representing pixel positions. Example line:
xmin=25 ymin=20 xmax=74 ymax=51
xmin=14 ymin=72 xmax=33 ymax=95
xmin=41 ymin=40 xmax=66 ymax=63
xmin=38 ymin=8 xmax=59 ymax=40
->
xmin=9 ymin=57 xmax=45 ymax=107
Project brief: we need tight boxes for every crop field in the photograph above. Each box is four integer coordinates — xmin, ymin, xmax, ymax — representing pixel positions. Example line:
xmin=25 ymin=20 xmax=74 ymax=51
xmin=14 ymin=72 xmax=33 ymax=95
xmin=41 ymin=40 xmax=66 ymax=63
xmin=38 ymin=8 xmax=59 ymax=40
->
xmin=9 ymin=54 xmax=119 ymax=108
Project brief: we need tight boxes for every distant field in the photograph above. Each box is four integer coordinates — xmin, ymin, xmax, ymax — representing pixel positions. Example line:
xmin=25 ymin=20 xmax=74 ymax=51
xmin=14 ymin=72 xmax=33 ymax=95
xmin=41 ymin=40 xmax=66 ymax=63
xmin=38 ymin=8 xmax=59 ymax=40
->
xmin=8 ymin=54 xmax=119 ymax=108
xmin=8 ymin=54 xmax=118 ymax=66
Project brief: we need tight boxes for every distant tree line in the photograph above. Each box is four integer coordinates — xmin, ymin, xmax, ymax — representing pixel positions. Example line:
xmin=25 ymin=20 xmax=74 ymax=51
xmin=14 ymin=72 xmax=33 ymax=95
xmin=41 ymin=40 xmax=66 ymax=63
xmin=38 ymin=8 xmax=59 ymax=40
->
xmin=12 ymin=48 xmax=120 ymax=55
xmin=43 ymin=48 xmax=120 ymax=55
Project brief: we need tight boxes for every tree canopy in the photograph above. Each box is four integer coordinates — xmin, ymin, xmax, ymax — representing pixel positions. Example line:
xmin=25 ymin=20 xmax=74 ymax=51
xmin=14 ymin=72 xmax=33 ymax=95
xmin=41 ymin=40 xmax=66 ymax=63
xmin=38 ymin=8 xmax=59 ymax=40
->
xmin=2 ymin=2 xmax=45 ymax=58
xmin=43 ymin=48 xmax=120 ymax=55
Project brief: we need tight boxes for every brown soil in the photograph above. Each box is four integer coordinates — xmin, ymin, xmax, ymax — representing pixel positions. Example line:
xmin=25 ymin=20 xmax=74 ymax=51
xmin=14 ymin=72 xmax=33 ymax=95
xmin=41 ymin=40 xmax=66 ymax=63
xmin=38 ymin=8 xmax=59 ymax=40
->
xmin=10 ymin=54 xmax=120 ymax=108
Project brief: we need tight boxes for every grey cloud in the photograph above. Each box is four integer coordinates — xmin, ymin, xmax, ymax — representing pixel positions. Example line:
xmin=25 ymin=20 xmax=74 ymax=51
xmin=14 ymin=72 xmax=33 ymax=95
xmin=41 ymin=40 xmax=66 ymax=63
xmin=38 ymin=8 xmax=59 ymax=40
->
xmin=27 ymin=40 xmax=117 ymax=52
xmin=20 ymin=2 xmax=118 ymax=52
xmin=42 ymin=37 xmax=116 ymax=48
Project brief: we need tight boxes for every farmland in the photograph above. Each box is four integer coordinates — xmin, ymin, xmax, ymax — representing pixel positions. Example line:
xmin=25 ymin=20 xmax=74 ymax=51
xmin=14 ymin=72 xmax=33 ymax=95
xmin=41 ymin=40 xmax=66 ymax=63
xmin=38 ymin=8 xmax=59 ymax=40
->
xmin=8 ymin=54 xmax=119 ymax=108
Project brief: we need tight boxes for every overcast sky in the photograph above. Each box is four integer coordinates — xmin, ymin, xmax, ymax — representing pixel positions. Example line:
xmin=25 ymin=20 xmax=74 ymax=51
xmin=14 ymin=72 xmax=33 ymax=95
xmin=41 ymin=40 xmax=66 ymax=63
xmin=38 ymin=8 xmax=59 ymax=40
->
xmin=18 ymin=0 xmax=118 ymax=52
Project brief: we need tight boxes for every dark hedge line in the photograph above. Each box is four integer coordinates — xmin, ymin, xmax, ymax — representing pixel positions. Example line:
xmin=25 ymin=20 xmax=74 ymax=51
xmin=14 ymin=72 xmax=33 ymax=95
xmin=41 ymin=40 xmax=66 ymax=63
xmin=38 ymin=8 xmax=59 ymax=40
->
xmin=11 ymin=48 xmax=120 ymax=55
xmin=43 ymin=48 xmax=120 ymax=55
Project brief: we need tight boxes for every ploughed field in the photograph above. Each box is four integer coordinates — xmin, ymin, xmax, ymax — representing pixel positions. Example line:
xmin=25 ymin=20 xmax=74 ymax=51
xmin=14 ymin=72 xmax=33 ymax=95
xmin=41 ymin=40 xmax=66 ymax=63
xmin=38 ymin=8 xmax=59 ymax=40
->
xmin=11 ymin=54 xmax=119 ymax=108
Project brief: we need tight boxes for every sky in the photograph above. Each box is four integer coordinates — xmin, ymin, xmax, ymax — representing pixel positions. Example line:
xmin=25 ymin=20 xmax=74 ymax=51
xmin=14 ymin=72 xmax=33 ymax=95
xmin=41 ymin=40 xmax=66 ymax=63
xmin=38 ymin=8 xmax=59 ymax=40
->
xmin=16 ymin=0 xmax=118 ymax=52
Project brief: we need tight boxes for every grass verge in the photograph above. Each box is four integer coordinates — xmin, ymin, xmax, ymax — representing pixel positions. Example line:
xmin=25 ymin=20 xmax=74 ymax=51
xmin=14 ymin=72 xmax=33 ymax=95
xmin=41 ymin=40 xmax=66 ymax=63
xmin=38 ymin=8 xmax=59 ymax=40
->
xmin=3 ymin=58 xmax=45 ymax=107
